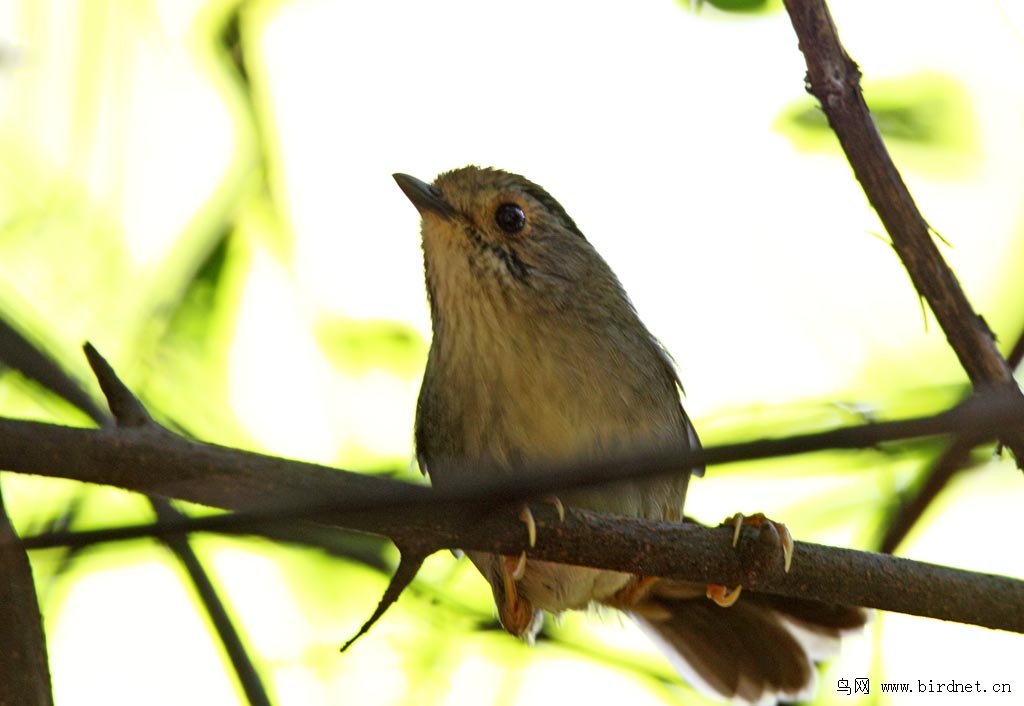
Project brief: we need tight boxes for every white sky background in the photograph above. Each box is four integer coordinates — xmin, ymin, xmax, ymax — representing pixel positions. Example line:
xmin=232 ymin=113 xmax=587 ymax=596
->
xmin=259 ymin=0 xmax=1024 ymax=414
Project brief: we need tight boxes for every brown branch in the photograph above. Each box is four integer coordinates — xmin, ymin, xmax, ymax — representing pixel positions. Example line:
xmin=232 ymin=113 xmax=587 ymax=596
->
xmin=0 ymin=483 xmax=53 ymax=706
xmin=3 ymin=389 xmax=1022 ymax=527
xmin=877 ymin=314 xmax=1024 ymax=554
xmin=340 ymin=544 xmax=428 ymax=652
xmin=148 ymin=496 xmax=272 ymax=706
xmin=0 ymin=317 xmax=107 ymax=425
xmin=3 ymin=348 xmax=1023 ymax=653
xmin=82 ymin=342 xmax=152 ymax=427
xmin=782 ymin=0 xmax=1024 ymax=463
xmin=880 ymin=316 xmax=1024 ymax=553
xmin=877 ymin=435 xmax=977 ymax=554
xmin=16 ymin=482 xmax=1024 ymax=635
xmin=3 ymin=393 xmax=1024 ymax=633
xmin=79 ymin=344 xmax=273 ymax=706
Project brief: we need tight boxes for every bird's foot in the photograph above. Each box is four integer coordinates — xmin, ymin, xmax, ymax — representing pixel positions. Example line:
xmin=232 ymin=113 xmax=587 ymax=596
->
xmin=724 ymin=512 xmax=794 ymax=571
xmin=705 ymin=583 xmax=743 ymax=607
xmin=507 ymin=497 xmax=566 ymax=582
xmin=707 ymin=512 xmax=793 ymax=607
xmin=493 ymin=554 xmax=539 ymax=637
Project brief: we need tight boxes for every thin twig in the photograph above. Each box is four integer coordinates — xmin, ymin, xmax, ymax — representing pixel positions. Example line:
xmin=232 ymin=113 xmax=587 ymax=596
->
xmin=0 ymin=335 xmax=271 ymax=706
xmin=340 ymin=543 xmax=429 ymax=652
xmin=878 ymin=320 xmax=1024 ymax=552
xmin=148 ymin=497 xmax=272 ymax=706
xmin=1 ymin=391 xmax=1019 ymax=523
xmin=79 ymin=344 xmax=273 ymax=706
xmin=876 ymin=436 xmax=976 ymax=553
xmin=0 ymin=317 xmax=107 ymax=425
xmin=82 ymin=342 xmax=151 ymax=427
xmin=17 ymin=499 xmax=1024 ymax=634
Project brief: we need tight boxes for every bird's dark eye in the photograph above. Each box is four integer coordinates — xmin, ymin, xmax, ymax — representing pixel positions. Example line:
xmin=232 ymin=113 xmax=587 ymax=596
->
xmin=494 ymin=202 xmax=526 ymax=234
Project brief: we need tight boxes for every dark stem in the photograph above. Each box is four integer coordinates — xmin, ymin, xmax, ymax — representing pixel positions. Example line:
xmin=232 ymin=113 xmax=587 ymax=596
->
xmin=0 ymin=482 xmax=54 ymax=706
xmin=782 ymin=0 xmax=1024 ymax=463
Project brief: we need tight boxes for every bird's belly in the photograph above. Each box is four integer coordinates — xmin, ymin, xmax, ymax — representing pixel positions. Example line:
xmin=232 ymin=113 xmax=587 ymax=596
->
xmin=468 ymin=551 xmax=631 ymax=612
xmin=427 ymin=361 xmax=692 ymax=617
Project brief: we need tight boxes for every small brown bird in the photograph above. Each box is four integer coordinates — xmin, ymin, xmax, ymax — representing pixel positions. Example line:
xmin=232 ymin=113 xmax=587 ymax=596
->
xmin=395 ymin=166 xmax=865 ymax=705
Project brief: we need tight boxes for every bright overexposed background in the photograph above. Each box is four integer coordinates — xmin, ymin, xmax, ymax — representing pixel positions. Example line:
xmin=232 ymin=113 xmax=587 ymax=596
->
xmin=1 ymin=0 xmax=1023 ymax=704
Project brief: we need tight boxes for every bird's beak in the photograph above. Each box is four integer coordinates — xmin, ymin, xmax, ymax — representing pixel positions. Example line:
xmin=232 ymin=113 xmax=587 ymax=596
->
xmin=393 ymin=173 xmax=456 ymax=219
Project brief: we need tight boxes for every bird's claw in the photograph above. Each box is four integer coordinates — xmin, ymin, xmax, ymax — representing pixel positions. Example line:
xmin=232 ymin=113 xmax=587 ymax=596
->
xmin=494 ymin=554 xmax=538 ymax=637
xmin=545 ymin=495 xmax=566 ymax=522
xmin=517 ymin=497 xmax=565 ymax=548
xmin=519 ymin=506 xmax=538 ymax=548
xmin=706 ymin=583 xmax=743 ymax=607
xmin=504 ymin=552 xmax=528 ymax=581
xmin=505 ymin=497 xmax=565 ymax=586
xmin=707 ymin=512 xmax=792 ymax=607
xmin=726 ymin=512 xmax=793 ymax=572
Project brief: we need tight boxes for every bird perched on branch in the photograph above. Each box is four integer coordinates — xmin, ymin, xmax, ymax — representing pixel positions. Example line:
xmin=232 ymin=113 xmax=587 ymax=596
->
xmin=394 ymin=166 xmax=865 ymax=705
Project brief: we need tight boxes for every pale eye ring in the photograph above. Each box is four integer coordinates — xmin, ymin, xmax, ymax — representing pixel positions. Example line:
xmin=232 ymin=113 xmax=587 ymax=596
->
xmin=495 ymin=202 xmax=526 ymax=234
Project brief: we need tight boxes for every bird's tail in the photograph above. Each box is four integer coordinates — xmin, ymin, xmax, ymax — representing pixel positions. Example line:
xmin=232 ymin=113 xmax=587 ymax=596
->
xmin=630 ymin=580 xmax=867 ymax=705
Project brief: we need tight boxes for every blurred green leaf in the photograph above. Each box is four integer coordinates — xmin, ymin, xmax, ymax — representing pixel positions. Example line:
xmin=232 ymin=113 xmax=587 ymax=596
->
xmin=707 ymin=0 xmax=780 ymax=13
xmin=316 ymin=317 xmax=426 ymax=378
xmin=680 ymin=0 xmax=783 ymax=14
xmin=774 ymin=72 xmax=980 ymax=178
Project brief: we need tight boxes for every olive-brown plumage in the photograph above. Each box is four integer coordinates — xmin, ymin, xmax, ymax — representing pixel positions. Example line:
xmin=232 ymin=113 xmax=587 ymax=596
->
xmin=395 ymin=166 xmax=864 ymax=705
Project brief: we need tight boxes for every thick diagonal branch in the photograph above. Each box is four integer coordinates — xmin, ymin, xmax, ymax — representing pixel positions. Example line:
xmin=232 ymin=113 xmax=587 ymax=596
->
xmin=783 ymin=0 xmax=1024 ymax=462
